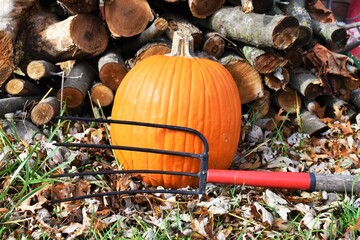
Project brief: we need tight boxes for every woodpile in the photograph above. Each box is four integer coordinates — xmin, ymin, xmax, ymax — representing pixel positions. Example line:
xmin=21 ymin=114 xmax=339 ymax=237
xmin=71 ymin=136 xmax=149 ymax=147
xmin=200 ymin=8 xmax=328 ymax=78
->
xmin=0 ymin=0 xmax=359 ymax=134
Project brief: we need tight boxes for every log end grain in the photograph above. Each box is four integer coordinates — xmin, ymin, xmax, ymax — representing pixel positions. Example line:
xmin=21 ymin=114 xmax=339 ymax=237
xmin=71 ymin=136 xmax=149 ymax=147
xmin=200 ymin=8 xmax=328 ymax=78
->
xmin=57 ymin=87 xmax=85 ymax=108
xmin=99 ymin=62 xmax=127 ymax=91
xmin=90 ymin=83 xmax=114 ymax=107
xmin=188 ymin=0 xmax=225 ymax=19
xmin=70 ymin=14 xmax=109 ymax=56
xmin=104 ymin=0 xmax=154 ymax=37
xmin=202 ymin=33 xmax=225 ymax=59
xmin=222 ymin=55 xmax=264 ymax=104
xmin=264 ymin=67 xmax=290 ymax=91
xmin=31 ymin=97 xmax=60 ymax=125
xmin=273 ymin=16 xmax=299 ymax=50
xmin=5 ymin=79 xmax=25 ymax=95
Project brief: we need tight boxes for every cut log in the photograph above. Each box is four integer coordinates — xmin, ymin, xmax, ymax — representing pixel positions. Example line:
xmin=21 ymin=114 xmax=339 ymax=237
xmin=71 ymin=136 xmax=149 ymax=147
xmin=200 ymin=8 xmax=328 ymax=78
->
xmin=30 ymin=97 xmax=60 ymax=125
xmin=188 ymin=0 xmax=225 ymax=19
xmin=163 ymin=13 xmax=203 ymax=50
xmin=220 ymin=52 xmax=264 ymax=104
xmin=202 ymin=32 xmax=225 ymax=59
xmin=274 ymin=87 xmax=302 ymax=114
xmin=27 ymin=60 xmax=61 ymax=80
xmin=57 ymin=0 xmax=99 ymax=14
xmin=318 ymin=95 xmax=357 ymax=121
xmin=22 ymin=8 xmax=108 ymax=63
xmin=56 ymin=61 xmax=96 ymax=108
xmin=283 ymin=0 xmax=312 ymax=46
xmin=0 ymin=96 xmax=41 ymax=118
xmin=300 ymin=110 xmax=328 ymax=136
xmin=126 ymin=40 xmax=172 ymax=69
xmin=104 ymin=0 xmax=154 ymax=38
xmin=0 ymin=0 xmax=36 ymax=85
xmin=350 ymin=88 xmax=360 ymax=109
xmin=5 ymin=78 xmax=42 ymax=96
xmin=283 ymin=48 xmax=304 ymax=69
xmin=303 ymin=98 xmax=325 ymax=118
xmin=249 ymin=90 xmax=271 ymax=120
xmin=242 ymin=45 xmax=288 ymax=74
xmin=264 ymin=67 xmax=290 ymax=91
xmin=90 ymin=83 xmax=114 ymax=107
xmin=98 ymin=51 xmax=128 ymax=92
xmin=119 ymin=17 xmax=169 ymax=58
xmin=311 ymin=20 xmax=347 ymax=43
xmin=210 ymin=7 xmax=299 ymax=50
xmin=289 ymin=68 xmax=324 ymax=99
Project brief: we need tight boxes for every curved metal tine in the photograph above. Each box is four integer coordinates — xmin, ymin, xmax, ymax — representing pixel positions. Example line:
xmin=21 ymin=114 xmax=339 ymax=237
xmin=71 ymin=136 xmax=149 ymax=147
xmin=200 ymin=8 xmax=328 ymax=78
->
xmin=50 ymin=188 xmax=201 ymax=204
xmin=51 ymin=169 xmax=200 ymax=178
xmin=52 ymin=115 xmax=210 ymax=197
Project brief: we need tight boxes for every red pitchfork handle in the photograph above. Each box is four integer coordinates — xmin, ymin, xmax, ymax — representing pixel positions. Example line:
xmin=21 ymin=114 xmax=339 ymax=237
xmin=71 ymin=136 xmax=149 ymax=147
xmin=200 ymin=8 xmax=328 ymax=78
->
xmin=207 ymin=170 xmax=360 ymax=193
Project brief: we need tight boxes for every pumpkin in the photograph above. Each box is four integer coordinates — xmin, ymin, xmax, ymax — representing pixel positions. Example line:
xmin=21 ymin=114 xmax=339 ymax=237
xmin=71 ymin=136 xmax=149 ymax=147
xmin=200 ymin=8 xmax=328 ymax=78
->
xmin=110 ymin=32 xmax=241 ymax=188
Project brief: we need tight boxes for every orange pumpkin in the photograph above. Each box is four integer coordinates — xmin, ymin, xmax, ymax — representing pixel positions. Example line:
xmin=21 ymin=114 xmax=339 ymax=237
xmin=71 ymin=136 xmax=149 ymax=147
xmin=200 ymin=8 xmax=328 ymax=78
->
xmin=110 ymin=32 xmax=241 ymax=188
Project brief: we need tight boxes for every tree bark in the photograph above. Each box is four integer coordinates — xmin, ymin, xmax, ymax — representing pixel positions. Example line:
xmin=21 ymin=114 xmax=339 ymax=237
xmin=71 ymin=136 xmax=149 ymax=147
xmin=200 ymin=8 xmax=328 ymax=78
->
xmin=22 ymin=7 xmax=108 ymax=63
xmin=220 ymin=52 xmax=264 ymax=104
xmin=289 ymin=68 xmax=324 ymax=99
xmin=104 ymin=0 xmax=154 ymax=38
xmin=98 ymin=51 xmax=128 ymax=92
xmin=163 ymin=13 xmax=203 ymax=50
xmin=26 ymin=60 xmax=61 ymax=80
xmin=5 ymin=78 xmax=42 ymax=96
xmin=300 ymin=110 xmax=329 ymax=136
xmin=202 ymin=32 xmax=225 ymax=59
xmin=90 ymin=82 xmax=114 ymax=107
xmin=242 ymin=45 xmax=288 ymax=74
xmin=30 ymin=96 xmax=60 ymax=125
xmin=56 ymin=61 xmax=96 ymax=108
xmin=0 ymin=96 xmax=41 ymax=118
xmin=264 ymin=67 xmax=290 ymax=91
xmin=209 ymin=7 xmax=299 ymax=50
xmin=188 ymin=0 xmax=225 ymax=19
xmin=350 ymin=88 xmax=360 ymax=109
xmin=57 ymin=0 xmax=99 ymax=14
xmin=318 ymin=95 xmax=357 ymax=121
xmin=0 ymin=0 xmax=36 ymax=85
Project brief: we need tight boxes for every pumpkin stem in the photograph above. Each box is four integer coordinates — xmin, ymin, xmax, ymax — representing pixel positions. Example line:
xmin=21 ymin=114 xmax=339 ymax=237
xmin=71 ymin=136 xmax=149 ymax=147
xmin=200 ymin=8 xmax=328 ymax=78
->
xmin=165 ymin=31 xmax=196 ymax=58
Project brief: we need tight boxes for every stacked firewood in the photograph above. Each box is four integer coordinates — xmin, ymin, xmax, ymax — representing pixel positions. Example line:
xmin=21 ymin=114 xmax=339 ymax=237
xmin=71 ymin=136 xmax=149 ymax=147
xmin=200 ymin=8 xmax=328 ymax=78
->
xmin=0 ymin=0 xmax=359 ymax=135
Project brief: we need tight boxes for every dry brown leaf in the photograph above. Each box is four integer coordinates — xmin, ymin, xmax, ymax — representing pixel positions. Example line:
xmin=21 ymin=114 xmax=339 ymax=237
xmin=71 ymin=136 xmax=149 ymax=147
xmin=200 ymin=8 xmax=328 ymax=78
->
xmin=306 ymin=0 xmax=335 ymax=23
xmin=16 ymin=186 xmax=50 ymax=213
xmin=242 ymin=0 xmax=254 ymax=13
xmin=251 ymin=202 xmax=274 ymax=227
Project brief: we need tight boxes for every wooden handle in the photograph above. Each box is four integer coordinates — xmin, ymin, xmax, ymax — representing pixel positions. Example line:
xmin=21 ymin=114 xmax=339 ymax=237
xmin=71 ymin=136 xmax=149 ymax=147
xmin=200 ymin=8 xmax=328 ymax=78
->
xmin=314 ymin=174 xmax=360 ymax=193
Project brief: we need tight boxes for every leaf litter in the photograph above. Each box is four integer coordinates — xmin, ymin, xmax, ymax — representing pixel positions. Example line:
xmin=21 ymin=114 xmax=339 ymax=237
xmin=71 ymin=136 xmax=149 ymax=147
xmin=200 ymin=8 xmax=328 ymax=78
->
xmin=1 ymin=112 xmax=360 ymax=239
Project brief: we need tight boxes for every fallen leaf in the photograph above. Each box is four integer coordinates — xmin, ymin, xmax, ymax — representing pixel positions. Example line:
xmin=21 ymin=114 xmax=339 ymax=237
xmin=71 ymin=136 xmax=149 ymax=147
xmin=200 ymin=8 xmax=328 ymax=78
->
xmin=251 ymin=202 xmax=274 ymax=227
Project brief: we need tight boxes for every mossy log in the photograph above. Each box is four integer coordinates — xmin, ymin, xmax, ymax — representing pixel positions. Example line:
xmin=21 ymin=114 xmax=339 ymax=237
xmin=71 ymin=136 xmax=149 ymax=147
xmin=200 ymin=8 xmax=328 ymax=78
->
xmin=283 ymin=0 xmax=312 ymax=46
xmin=209 ymin=7 xmax=299 ymax=50
xmin=242 ymin=45 xmax=288 ymax=74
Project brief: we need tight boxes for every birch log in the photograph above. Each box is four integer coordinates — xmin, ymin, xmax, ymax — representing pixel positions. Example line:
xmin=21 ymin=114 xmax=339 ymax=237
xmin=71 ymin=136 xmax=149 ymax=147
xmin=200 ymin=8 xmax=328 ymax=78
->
xmin=22 ymin=7 xmax=108 ymax=63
